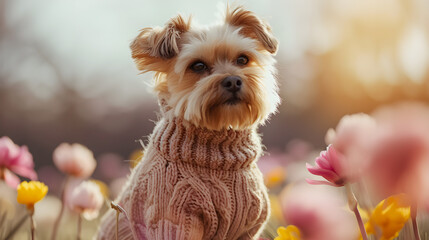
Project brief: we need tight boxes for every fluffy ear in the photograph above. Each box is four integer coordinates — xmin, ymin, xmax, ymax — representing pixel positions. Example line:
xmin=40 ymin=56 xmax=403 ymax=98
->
xmin=130 ymin=15 xmax=191 ymax=72
xmin=225 ymin=6 xmax=278 ymax=54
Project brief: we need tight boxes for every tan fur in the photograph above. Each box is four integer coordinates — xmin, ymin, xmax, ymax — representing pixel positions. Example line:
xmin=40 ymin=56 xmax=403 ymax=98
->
xmin=130 ymin=6 xmax=280 ymax=131
xmin=131 ymin=15 xmax=191 ymax=59
xmin=130 ymin=14 xmax=191 ymax=71
xmin=225 ymin=6 xmax=278 ymax=54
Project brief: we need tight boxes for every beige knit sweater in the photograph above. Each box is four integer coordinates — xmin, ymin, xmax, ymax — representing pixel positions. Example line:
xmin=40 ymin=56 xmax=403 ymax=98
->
xmin=96 ymin=108 xmax=270 ymax=240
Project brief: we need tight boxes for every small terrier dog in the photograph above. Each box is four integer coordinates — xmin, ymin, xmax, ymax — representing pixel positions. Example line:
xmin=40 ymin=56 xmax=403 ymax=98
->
xmin=97 ymin=6 xmax=279 ymax=240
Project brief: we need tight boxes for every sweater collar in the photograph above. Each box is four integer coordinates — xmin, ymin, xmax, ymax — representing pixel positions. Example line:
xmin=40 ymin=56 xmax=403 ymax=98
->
xmin=150 ymin=116 xmax=262 ymax=170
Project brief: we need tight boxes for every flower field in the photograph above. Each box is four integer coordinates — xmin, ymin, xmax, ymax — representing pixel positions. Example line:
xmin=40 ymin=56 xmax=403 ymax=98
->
xmin=1 ymin=102 xmax=429 ymax=240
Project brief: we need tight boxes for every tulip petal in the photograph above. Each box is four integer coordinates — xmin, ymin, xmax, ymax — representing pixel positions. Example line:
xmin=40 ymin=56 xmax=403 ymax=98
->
xmin=315 ymin=157 xmax=332 ymax=170
xmin=9 ymin=165 xmax=38 ymax=180
xmin=326 ymin=145 xmax=344 ymax=174
xmin=4 ymin=170 xmax=20 ymax=189
xmin=306 ymin=163 xmax=341 ymax=183
xmin=305 ymin=178 xmax=342 ymax=187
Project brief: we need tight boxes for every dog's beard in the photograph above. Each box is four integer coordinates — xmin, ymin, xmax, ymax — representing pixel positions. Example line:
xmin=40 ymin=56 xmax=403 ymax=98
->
xmin=203 ymin=102 xmax=259 ymax=131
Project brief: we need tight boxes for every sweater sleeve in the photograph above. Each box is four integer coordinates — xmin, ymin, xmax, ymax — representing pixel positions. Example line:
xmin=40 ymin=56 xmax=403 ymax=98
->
xmin=237 ymin=203 xmax=269 ymax=240
xmin=145 ymin=214 xmax=204 ymax=240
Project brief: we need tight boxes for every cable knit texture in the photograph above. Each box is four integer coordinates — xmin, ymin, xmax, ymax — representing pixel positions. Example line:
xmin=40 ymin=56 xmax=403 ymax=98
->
xmin=96 ymin=105 xmax=270 ymax=240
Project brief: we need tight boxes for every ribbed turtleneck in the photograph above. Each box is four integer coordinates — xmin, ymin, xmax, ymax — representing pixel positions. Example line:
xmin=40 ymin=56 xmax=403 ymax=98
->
xmin=151 ymin=117 xmax=261 ymax=171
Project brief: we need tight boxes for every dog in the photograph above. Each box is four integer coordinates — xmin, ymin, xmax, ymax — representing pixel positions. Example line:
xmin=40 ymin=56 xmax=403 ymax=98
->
xmin=97 ymin=5 xmax=280 ymax=240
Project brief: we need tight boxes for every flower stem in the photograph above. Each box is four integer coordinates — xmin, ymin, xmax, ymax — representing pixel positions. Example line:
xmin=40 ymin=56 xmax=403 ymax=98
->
xmin=116 ymin=209 xmax=119 ymax=240
xmin=30 ymin=214 xmax=35 ymax=240
xmin=352 ymin=204 xmax=367 ymax=240
xmin=110 ymin=201 xmax=139 ymax=240
xmin=345 ymin=184 xmax=368 ymax=240
xmin=28 ymin=205 xmax=35 ymax=240
xmin=77 ymin=214 xmax=82 ymax=240
xmin=111 ymin=202 xmax=120 ymax=240
xmin=51 ymin=176 xmax=69 ymax=240
xmin=411 ymin=205 xmax=421 ymax=240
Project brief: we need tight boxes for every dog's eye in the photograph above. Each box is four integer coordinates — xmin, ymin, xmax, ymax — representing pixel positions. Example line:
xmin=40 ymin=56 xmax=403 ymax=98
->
xmin=190 ymin=61 xmax=208 ymax=73
xmin=236 ymin=55 xmax=249 ymax=66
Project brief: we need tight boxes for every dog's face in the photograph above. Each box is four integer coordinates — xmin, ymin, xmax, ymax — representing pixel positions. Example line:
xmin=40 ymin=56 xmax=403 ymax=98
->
xmin=131 ymin=6 xmax=280 ymax=130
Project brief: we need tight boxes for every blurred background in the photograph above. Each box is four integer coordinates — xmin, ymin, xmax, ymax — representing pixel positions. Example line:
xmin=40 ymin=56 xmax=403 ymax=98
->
xmin=1 ymin=0 xmax=429 ymax=171
xmin=1 ymin=0 xmax=429 ymax=239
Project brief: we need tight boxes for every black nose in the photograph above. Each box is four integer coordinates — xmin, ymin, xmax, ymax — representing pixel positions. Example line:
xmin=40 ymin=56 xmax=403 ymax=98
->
xmin=221 ymin=76 xmax=242 ymax=93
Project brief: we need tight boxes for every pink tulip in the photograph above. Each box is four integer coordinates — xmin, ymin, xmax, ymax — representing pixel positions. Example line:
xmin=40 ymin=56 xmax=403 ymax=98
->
xmin=53 ymin=143 xmax=96 ymax=178
xmin=68 ymin=181 xmax=103 ymax=220
xmin=367 ymin=102 xmax=429 ymax=206
xmin=0 ymin=136 xmax=37 ymax=188
xmin=325 ymin=113 xmax=376 ymax=181
xmin=325 ymin=113 xmax=376 ymax=154
xmin=281 ymin=184 xmax=356 ymax=240
xmin=306 ymin=145 xmax=345 ymax=187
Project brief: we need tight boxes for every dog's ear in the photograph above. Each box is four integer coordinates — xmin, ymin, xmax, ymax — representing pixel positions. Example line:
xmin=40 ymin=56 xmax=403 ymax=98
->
xmin=225 ymin=6 xmax=278 ymax=54
xmin=130 ymin=15 xmax=191 ymax=72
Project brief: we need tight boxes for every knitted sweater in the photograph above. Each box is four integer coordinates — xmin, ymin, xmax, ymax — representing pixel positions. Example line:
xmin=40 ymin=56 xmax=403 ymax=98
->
xmin=96 ymin=111 xmax=270 ymax=240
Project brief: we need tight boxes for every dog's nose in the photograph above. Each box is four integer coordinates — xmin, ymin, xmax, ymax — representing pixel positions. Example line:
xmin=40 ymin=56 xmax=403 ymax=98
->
xmin=221 ymin=76 xmax=242 ymax=93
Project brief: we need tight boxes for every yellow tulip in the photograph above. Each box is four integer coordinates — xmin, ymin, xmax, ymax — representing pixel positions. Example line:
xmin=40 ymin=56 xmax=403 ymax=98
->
xmin=362 ymin=194 xmax=410 ymax=240
xmin=17 ymin=181 xmax=48 ymax=209
xmin=274 ymin=225 xmax=301 ymax=240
